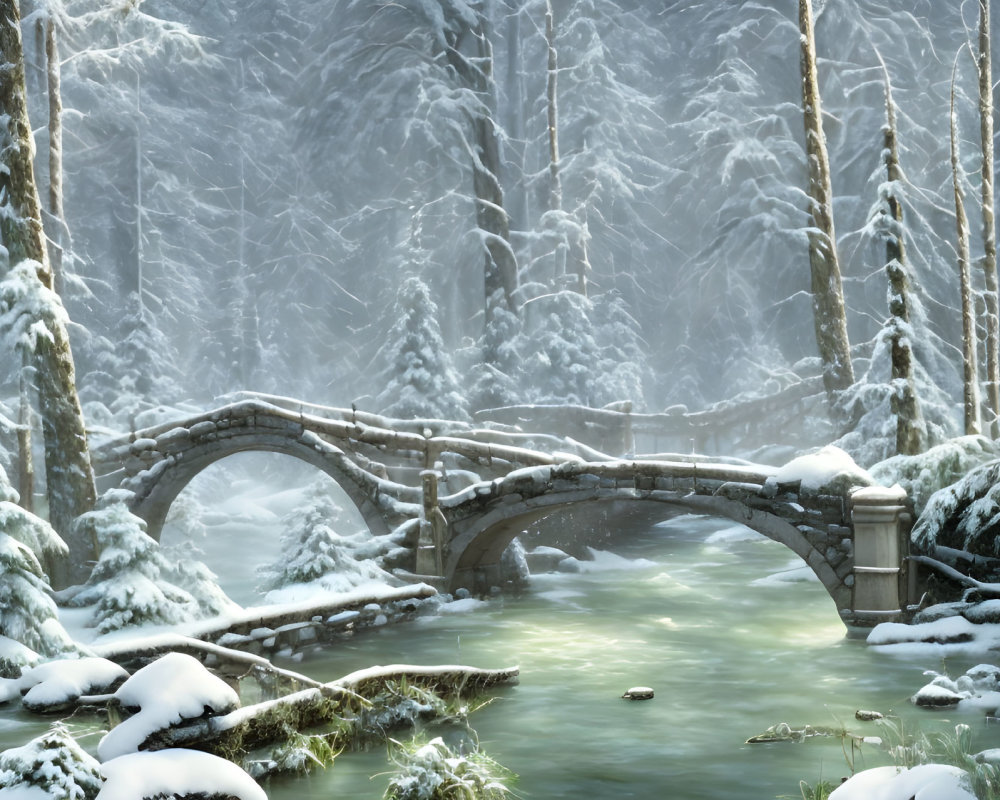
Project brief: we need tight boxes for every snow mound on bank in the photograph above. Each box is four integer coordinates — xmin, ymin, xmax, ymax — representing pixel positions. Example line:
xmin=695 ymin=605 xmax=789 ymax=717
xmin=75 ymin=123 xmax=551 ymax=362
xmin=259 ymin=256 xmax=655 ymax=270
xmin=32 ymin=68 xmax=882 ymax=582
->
xmin=97 ymin=749 xmax=266 ymax=800
xmin=828 ymin=764 xmax=974 ymax=800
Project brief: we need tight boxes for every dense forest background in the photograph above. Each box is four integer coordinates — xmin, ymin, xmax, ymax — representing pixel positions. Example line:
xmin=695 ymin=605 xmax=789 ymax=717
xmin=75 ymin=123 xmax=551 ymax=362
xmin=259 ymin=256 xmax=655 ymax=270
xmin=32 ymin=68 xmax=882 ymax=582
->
xmin=2 ymin=0 xmax=995 ymax=463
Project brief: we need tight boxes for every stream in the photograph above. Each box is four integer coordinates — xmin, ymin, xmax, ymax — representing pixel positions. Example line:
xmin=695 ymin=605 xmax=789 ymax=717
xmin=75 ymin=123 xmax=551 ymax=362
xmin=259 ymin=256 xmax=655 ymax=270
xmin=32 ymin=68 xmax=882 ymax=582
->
xmin=4 ymin=456 xmax=1000 ymax=799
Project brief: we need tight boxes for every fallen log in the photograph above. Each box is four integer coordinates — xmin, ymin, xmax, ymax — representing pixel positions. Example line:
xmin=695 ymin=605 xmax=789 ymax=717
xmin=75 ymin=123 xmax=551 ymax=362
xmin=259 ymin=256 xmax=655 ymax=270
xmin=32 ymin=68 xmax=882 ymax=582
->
xmin=91 ymin=633 xmax=331 ymax=693
xmin=139 ymin=663 xmax=519 ymax=756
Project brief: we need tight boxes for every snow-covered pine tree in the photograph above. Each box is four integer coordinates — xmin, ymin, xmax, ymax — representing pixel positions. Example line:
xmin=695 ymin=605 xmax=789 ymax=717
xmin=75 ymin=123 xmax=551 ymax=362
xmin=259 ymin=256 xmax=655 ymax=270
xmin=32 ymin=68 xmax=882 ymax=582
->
xmin=258 ymin=483 xmax=391 ymax=597
xmin=592 ymin=291 xmax=648 ymax=409
xmin=77 ymin=290 xmax=181 ymax=421
xmin=522 ymin=289 xmax=602 ymax=406
xmin=0 ymin=722 xmax=102 ymax=799
xmin=65 ymin=496 xmax=235 ymax=634
xmin=0 ymin=532 xmax=77 ymax=677
xmin=375 ymin=276 xmax=469 ymax=421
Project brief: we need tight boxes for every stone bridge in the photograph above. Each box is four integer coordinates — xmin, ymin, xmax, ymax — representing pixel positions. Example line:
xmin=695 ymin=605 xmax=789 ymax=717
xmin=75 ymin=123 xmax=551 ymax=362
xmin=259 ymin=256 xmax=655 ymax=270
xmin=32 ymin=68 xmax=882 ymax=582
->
xmin=90 ymin=399 xmax=577 ymax=542
xmin=415 ymin=461 xmax=912 ymax=631
xmin=88 ymin=399 xmax=913 ymax=631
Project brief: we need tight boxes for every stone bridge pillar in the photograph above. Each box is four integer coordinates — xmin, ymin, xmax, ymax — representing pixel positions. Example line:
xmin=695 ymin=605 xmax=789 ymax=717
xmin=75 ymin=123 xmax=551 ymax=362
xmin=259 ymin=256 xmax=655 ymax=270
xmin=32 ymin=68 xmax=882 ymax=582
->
xmin=849 ymin=485 xmax=911 ymax=627
xmin=416 ymin=470 xmax=447 ymax=579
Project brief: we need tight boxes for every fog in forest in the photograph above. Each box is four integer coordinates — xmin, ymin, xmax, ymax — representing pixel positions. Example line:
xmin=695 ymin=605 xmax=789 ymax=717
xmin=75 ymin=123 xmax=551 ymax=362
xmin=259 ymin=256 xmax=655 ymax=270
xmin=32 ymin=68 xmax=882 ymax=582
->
xmin=0 ymin=0 xmax=993 ymax=466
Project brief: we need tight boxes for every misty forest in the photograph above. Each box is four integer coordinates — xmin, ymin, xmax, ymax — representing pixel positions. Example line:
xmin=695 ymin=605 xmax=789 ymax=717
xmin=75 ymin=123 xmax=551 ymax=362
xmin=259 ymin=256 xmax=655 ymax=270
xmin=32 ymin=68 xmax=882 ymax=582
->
xmin=12 ymin=0 xmax=1000 ymax=798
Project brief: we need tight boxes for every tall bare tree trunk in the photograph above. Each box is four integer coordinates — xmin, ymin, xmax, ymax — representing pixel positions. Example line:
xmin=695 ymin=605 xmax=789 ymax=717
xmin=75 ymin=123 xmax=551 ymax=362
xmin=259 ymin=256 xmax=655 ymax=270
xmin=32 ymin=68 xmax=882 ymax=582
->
xmin=798 ymin=0 xmax=854 ymax=400
xmin=545 ymin=0 xmax=561 ymax=215
xmin=979 ymin=0 xmax=1000 ymax=436
xmin=878 ymin=57 xmax=923 ymax=455
xmin=17 ymin=355 xmax=33 ymax=513
xmin=45 ymin=15 xmax=65 ymax=298
xmin=0 ymin=0 xmax=96 ymax=578
xmin=954 ymin=53 xmax=983 ymax=435
xmin=543 ymin=0 xmax=588 ymax=296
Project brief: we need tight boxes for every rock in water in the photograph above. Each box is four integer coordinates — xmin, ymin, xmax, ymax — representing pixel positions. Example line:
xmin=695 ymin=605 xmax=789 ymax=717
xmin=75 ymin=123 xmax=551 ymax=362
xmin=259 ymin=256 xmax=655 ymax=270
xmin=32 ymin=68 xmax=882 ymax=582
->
xmin=622 ymin=686 xmax=654 ymax=700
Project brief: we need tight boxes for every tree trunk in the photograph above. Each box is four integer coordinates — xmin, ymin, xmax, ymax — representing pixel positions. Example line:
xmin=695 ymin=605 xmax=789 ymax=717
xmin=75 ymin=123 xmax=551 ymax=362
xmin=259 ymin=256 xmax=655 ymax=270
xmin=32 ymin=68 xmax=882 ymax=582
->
xmin=879 ymin=56 xmax=923 ymax=455
xmin=0 ymin=0 xmax=97 ymax=572
xmin=543 ymin=0 xmax=589 ymax=296
xmin=45 ymin=16 xmax=65 ymax=298
xmin=545 ymin=0 xmax=561 ymax=215
xmin=17 ymin=355 xmax=33 ymax=513
xmin=443 ymin=16 xmax=519 ymax=330
xmin=798 ymin=0 xmax=855 ymax=399
xmin=980 ymin=0 xmax=1000 ymax=436
xmin=953 ymin=53 xmax=982 ymax=435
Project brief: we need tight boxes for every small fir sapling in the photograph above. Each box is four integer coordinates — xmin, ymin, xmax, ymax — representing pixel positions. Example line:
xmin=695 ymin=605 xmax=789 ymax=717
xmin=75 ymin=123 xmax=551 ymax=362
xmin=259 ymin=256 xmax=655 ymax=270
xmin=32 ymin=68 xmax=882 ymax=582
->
xmin=0 ymin=722 xmax=103 ymax=800
xmin=375 ymin=276 xmax=469 ymax=421
xmin=65 ymin=494 xmax=235 ymax=634
xmin=0 ymin=469 xmax=79 ymax=674
xmin=258 ymin=483 xmax=393 ymax=596
xmin=0 ymin=535 xmax=78 ymax=676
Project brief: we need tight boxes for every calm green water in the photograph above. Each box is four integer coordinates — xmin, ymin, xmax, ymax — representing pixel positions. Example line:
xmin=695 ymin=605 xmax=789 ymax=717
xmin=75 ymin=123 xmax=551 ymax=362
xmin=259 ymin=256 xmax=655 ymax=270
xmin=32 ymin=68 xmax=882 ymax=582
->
xmin=4 ymin=489 xmax=999 ymax=799
xmin=253 ymin=514 xmax=999 ymax=800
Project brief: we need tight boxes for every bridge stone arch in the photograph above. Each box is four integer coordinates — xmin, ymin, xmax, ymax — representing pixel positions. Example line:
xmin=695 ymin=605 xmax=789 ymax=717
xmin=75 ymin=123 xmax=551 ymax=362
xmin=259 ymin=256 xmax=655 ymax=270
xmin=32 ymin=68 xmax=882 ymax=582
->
xmin=445 ymin=489 xmax=850 ymax=613
xmin=434 ymin=463 xmax=909 ymax=629
xmin=109 ymin=421 xmax=419 ymax=545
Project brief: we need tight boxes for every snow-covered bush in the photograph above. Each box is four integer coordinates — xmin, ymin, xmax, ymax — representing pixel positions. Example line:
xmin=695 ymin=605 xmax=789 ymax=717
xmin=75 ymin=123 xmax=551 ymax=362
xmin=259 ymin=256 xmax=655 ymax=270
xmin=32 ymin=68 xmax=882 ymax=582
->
xmin=1 ymin=657 xmax=129 ymax=712
xmin=375 ymin=276 xmax=469 ymax=421
xmin=65 ymin=496 xmax=236 ymax=634
xmin=871 ymin=436 xmax=1000 ymax=517
xmin=383 ymin=736 xmax=514 ymax=800
xmin=0 ymin=722 xmax=103 ymax=800
xmin=258 ymin=484 xmax=394 ymax=601
xmin=910 ymin=460 xmax=1000 ymax=560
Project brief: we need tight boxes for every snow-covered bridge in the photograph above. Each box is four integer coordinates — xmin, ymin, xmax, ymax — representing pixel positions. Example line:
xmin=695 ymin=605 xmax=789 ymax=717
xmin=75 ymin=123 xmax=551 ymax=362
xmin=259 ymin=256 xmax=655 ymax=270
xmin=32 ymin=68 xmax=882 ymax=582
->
xmin=89 ymin=398 xmax=913 ymax=631
xmin=90 ymin=398 xmax=575 ymax=543
xmin=420 ymin=461 xmax=912 ymax=631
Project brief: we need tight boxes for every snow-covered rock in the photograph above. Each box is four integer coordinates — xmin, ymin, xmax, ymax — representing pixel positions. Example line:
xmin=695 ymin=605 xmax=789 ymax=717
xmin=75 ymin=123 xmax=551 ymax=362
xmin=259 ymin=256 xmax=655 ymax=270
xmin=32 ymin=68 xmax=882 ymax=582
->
xmin=0 ymin=657 xmax=129 ymax=713
xmin=98 ymin=652 xmax=239 ymax=761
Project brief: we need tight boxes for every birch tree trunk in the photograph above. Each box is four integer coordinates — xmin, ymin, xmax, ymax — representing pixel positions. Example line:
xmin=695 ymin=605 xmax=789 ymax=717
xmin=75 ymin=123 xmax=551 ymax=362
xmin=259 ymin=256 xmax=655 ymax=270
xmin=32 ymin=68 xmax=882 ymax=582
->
xmin=879 ymin=58 xmax=922 ymax=455
xmin=980 ymin=0 xmax=1000 ymax=436
xmin=798 ymin=0 xmax=855 ymax=400
xmin=0 ymin=0 xmax=97 ymax=573
xmin=954 ymin=54 xmax=983 ymax=435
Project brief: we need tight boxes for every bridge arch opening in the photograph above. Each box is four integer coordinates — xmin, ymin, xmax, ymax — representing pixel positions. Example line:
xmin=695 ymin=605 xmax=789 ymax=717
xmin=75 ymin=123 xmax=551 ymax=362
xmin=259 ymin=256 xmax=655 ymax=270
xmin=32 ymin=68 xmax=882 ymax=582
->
xmin=157 ymin=451 xmax=373 ymax=605
xmin=445 ymin=496 xmax=851 ymax=627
